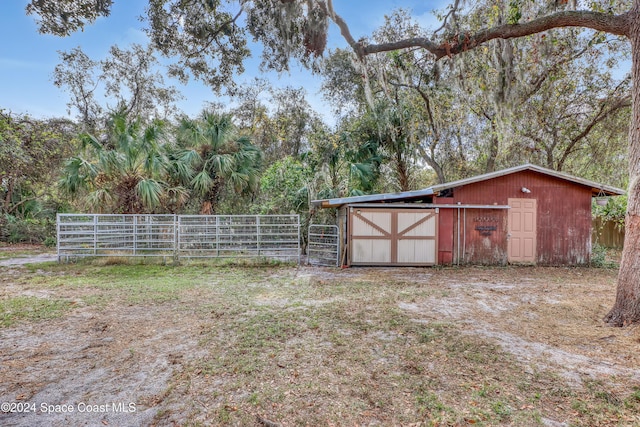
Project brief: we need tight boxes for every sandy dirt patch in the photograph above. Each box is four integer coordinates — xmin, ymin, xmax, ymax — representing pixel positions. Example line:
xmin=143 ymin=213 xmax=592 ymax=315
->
xmin=1 ymin=258 xmax=639 ymax=426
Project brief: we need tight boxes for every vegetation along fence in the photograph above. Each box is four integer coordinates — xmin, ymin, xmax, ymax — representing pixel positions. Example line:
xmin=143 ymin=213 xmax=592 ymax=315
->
xmin=57 ymin=214 xmax=300 ymax=263
xmin=592 ymin=217 xmax=625 ymax=249
xmin=307 ymin=224 xmax=340 ymax=266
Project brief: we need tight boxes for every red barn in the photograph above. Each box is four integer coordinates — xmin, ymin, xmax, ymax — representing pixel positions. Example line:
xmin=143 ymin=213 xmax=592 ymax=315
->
xmin=312 ymin=164 xmax=625 ymax=266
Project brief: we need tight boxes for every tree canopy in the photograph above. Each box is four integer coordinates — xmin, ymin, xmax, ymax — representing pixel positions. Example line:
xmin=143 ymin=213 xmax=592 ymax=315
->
xmin=54 ymin=43 xmax=182 ymax=129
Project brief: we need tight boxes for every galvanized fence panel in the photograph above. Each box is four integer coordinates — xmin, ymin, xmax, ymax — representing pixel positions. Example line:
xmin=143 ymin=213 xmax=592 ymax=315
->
xmin=178 ymin=215 xmax=300 ymax=261
xmin=57 ymin=214 xmax=300 ymax=263
xmin=307 ymin=224 xmax=340 ymax=266
xmin=57 ymin=214 xmax=177 ymax=259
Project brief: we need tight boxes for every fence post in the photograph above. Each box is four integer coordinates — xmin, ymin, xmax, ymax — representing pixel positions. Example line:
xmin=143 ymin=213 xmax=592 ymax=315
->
xmin=93 ymin=214 xmax=97 ymax=256
xmin=133 ymin=215 xmax=138 ymax=256
xmin=56 ymin=213 xmax=61 ymax=263
xmin=215 ymin=216 xmax=219 ymax=257
xmin=174 ymin=215 xmax=179 ymax=264
xmin=257 ymin=215 xmax=261 ymax=256
xmin=297 ymin=215 xmax=301 ymax=265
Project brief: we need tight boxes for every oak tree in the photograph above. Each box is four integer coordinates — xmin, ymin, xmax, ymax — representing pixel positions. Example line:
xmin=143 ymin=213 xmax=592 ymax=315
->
xmin=0 ymin=111 xmax=76 ymax=217
xmin=54 ymin=44 xmax=182 ymax=129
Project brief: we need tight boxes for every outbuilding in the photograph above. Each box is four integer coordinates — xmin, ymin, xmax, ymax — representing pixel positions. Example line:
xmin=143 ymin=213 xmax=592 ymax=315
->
xmin=311 ymin=164 xmax=625 ymax=266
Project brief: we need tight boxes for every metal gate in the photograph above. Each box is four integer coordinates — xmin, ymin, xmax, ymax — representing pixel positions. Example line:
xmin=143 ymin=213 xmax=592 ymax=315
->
xmin=307 ymin=224 xmax=339 ymax=266
xmin=57 ymin=214 xmax=300 ymax=263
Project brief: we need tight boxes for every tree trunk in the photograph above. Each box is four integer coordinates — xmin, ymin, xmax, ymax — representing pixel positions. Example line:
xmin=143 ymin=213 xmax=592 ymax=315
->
xmin=485 ymin=118 xmax=499 ymax=173
xmin=4 ymin=177 xmax=15 ymax=215
xmin=604 ymin=5 xmax=640 ymax=326
xmin=396 ymin=152 xmax=411 ymax=191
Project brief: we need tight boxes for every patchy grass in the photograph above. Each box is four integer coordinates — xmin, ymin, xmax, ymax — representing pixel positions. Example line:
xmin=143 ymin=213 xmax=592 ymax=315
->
xmin=0 ymin=263 xmax=639 ymax=426
xmin=0 ymin=296 xmax=73 ymax=327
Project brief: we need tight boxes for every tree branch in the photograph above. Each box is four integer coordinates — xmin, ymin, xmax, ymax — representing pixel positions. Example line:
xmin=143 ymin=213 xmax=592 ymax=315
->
xmin=558 ymin=94 xmax=631 ymax=168
xmin=189 ymin=7 xmax=245 ymax=58
xmin=433 ymin=0 xmax=461 ymax=36
xmin=324 ymin=0 xmax=363 ymax=57
xmin=388 ymin=81 xmax=441 ymax=143
xmin=359 ymin=11 xmax=630 ymax=60
xmin=524 ymin=43 xmax=590 ymax=101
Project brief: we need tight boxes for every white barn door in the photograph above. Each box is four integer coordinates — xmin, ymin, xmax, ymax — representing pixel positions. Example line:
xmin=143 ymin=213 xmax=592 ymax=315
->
xmin=397 ymin=211 xmax=437 ymax=264
xmin=350 ymin=209 xmax=392 ymax=264
xmin=349 ymin=208 xmax=438 ymax=266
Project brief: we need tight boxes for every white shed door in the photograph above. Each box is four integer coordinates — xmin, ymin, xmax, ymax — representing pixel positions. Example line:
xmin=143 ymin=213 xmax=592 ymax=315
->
xmin=351 ymin=210 xmax=392 ymax=263
xmin=397 ymin=211 xmax=437 ymax=264
xmin=350 ymin=208 xmax=437 ymax=265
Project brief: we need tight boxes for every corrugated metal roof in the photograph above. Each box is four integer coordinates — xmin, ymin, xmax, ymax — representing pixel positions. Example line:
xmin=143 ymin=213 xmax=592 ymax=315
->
xmin=312 ymin=188 xmax=434 ymax=208
xmin=346 ymin=203 xmax=511 ymax=209
xmin=429 ymin=163 xmax=626 ymax=196
xmin=311 ymin=163 xmax=625 ymax=208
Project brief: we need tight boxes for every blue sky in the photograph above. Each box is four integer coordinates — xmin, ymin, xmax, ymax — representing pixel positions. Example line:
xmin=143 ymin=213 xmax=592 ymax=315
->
xmin=0 ymin=1 xmax=447 ymax=123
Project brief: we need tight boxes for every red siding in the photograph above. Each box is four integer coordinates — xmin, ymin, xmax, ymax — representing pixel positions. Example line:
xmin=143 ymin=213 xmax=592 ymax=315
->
xmin=449 ymin=170 xmax=592 ymax=265
xmin=435 ymin=197 xmax=454 ymax=264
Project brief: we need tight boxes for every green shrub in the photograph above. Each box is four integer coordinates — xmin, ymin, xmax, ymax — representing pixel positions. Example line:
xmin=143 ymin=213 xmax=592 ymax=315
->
xmin=43 ymin=236 xmax=57 ymax=247
xmin=591 ymin=243 xmax=613 ymax=268
xmin=1 ymin=215 xmax=55 ymax=244
xmin=593 ymin=195 xmax=626 ymax=231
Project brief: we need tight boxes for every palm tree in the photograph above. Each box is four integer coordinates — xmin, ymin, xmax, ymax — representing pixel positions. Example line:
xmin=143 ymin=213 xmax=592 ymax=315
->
xmin=309 ymin=128 xmax=382 ymax=201
xmin=59 ymin=111 xmax=189 ymax=213
xmin=177 ymin=111 xmax=262 ymax=214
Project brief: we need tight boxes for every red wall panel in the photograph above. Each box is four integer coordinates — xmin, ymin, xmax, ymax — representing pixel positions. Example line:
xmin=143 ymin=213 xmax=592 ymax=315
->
xmin=448 ymin=170 xmax=591 ymax=265
xmin=434 ymin=197 xmax=454 ymax=264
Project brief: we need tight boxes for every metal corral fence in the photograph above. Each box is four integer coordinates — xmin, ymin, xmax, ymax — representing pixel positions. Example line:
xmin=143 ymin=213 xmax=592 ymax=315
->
xmin=307 ymin=224 xmax=340 ymax=266
xmin=57 ymin=214 xmax=300 ymax=263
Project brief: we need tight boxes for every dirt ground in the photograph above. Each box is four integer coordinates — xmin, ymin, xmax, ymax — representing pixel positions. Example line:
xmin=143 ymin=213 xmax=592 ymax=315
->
xmin=0 ymin=250 xmax=639 ymax=426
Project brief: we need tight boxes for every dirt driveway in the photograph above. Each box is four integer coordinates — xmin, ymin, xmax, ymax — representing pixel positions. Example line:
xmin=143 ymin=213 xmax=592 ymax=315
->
xmin=0 ymin=255 xmax=638 ymax=426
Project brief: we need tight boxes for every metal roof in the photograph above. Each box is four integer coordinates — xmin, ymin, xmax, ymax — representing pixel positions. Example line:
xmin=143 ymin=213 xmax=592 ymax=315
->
xmin=312 ymin=188 xmax=434 ymax=208
xmin=428 ymin=163 xmax=626 ymax=196
xmin=311 ymin=163 xmax=625 ymax=208
xmin=346 ymin=203 xmax=511 ymax=209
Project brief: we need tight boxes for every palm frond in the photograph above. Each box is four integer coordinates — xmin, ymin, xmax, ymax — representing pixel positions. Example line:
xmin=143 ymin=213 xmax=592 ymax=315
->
xmin=142 ymin=120 xmax=165 ymax=152
xmin=190 ymin=170 xmax=215 ymax=195
xmin=136 ymin=178 xmax=162 ymax=209
xmin=144 ymin=151 xmax=170 ymax=177
xmin=228 ymin=170 xmax=250 ymax=191
xmin=350 ymin=162 xmax=375 ymax=180
xmin=168 ymin=157 xmax=195 ymax=184
xmin=58 ymin=156 xmax=97 ymax=194
xmin=163 ymin=185 xmax=191 ymax=210
xmin=177 ymin=118 xmax=203 ymax=148
xmin=178 ymin=148 xmax=203 ymax=166
xmin=209 ymin=154 xmax=236 ymax=177
xmin=85 ymin=188 xmax=114 ymax=213
xmin=202 ymin=111 xmax=235 ymax=150
xmin=79 ymin=133 xmax=103 ymax=152
xmin=101 ymin=150 xmax=124 ymax=175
